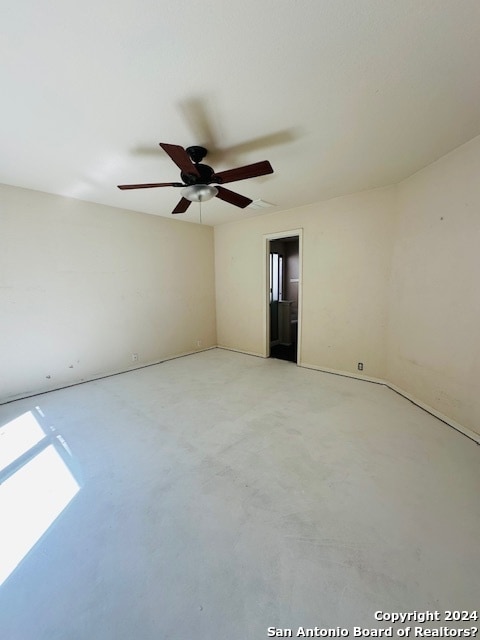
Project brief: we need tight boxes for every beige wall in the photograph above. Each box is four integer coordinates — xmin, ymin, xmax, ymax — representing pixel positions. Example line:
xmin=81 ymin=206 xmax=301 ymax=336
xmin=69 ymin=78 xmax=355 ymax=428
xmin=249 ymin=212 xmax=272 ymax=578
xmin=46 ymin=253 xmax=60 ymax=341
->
xmin=215 ymin=187 xmax=397 ymax=378
xmin=215 ymin=135 xmax=480 ymax=437
xmin=0 ymin=184 xmax=216 ymax=401
xmin=3 ymin=134 xmax=479 ymax=436
xmin=387 ymin=135 xmax=480 ymax=435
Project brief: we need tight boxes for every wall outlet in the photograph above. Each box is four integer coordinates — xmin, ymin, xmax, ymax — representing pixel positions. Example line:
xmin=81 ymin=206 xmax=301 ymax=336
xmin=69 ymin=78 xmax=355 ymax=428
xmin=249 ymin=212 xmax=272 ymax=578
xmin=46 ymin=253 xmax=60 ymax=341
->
xmin=132 ymin=353 xmax=138 ymax=362
xmin=196 ymin=340 xmax=202 ymax=348
xmin=357 ymin=362 xmax=364 ymax=371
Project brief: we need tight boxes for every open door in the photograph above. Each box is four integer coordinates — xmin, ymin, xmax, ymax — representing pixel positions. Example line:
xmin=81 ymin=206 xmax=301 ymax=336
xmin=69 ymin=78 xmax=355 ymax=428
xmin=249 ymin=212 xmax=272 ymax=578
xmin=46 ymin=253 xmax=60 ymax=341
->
xmin=265 ymin=231 xmax=302 ymax=363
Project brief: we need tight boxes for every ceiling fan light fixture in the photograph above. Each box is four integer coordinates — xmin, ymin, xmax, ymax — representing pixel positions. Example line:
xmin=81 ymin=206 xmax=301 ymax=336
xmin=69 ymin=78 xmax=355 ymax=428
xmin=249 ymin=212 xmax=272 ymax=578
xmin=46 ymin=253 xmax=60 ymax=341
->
xmin=181 ymin=184 xmax=218 ymax=202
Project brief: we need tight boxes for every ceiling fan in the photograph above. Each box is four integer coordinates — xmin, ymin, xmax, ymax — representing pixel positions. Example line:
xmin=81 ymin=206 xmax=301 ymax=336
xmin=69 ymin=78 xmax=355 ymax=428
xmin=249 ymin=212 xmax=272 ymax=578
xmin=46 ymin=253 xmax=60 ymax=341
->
xmin=118 ymin=143 xmax=274 ymax=214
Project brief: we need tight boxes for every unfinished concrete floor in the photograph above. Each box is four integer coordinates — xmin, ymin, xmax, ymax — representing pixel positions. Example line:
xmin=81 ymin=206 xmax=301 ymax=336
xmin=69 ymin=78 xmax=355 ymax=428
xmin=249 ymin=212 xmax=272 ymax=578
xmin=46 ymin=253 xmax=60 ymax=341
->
xmin=0 ymin=348 xmax=479 ymax=639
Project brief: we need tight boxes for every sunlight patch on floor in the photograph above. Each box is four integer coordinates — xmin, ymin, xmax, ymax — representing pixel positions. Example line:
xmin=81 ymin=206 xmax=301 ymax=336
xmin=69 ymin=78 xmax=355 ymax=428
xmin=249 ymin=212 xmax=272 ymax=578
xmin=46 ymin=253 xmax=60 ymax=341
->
xmin=0 ymin=411 xmax=46 ymax=473
xmin=0 ymin=413 xmax=80 ymax=586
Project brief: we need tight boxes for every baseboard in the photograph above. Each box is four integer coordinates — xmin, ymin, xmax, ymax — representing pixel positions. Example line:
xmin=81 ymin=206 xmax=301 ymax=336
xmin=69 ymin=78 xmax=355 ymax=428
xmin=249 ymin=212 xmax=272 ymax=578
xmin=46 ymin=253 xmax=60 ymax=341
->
xmin=4 ymin=347 xmax=478 ymax=445
xmin=385 ymin=382 xmax=479 ymax=444
xmin=299 ymin=361 xmax=386 ymax=385
xmin=218 ymin=352 xmax=479 ymax=444
xmin=0 ymin=346 xmax=217 ymax=405
xmin=299 ymin=360 xmax=479 ymax=445
xmin=216 ymin=345 xmax=266 ymax=359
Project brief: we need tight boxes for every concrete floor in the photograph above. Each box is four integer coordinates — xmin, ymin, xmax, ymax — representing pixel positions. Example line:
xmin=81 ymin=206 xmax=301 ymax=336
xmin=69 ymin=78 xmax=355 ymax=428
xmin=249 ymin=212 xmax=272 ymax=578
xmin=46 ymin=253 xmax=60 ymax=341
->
xmin=0 ymin=348 xmax=479 ymax=640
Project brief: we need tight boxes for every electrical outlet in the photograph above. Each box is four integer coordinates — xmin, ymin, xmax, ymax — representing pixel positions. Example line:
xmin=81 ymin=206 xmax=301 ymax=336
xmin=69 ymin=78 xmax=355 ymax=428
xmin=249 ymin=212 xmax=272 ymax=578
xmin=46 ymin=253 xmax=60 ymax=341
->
xmin=357 ymin=362 xmax=364 ymax=371
xmin=132 ymin=353 xmax=138 ymax=362
xmin=196 ymin=340 xmax=202 ymax=348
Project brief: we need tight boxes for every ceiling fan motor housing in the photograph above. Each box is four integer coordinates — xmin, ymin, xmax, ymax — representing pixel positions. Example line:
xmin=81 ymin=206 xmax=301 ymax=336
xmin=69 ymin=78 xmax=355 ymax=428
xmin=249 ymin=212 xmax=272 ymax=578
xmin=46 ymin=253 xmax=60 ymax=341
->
xmin=186 ymin=145 xmax=207 ymax=163
xmin=181 ymin=162 xmax=218 ymax=185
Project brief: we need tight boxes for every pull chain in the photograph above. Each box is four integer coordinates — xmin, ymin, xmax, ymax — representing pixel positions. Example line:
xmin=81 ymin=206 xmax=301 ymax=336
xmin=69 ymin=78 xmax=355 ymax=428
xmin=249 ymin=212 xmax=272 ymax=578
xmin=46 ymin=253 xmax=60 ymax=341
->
xmin=199 ymin=199 xmax=202 ymax=225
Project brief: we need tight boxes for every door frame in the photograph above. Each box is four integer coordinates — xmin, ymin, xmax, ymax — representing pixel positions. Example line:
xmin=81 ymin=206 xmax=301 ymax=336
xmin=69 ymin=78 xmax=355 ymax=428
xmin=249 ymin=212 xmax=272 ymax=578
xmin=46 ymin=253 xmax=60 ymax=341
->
xmin=263 ymin=228 xmax=303 ymax=363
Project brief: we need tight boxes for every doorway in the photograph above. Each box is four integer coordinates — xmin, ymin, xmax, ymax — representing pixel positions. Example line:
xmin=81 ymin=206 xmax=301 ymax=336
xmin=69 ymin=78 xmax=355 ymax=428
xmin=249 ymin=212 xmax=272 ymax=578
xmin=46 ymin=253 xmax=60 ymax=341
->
xmin=266 ymin=232 xmax=301 ymax=363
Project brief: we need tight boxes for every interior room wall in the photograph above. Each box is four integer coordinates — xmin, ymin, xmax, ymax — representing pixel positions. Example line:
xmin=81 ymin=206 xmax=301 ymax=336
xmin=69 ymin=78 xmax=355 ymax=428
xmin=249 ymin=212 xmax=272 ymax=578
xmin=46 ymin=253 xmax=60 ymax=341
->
xmin=3 ymin=135 xmax=478 ymax=437
xmin=214 ymin=187 xmax=397 ymax=379
xmin=0 ymin=184 xmax=216 ymax=402
xmin=386 ymin=135 xmax=480 ymax=435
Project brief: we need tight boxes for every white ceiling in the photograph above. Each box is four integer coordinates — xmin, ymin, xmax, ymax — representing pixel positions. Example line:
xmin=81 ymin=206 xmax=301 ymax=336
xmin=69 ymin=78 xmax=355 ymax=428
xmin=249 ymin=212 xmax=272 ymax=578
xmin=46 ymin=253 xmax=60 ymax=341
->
xmin=2 ymin=0 xmax=480 ymax=226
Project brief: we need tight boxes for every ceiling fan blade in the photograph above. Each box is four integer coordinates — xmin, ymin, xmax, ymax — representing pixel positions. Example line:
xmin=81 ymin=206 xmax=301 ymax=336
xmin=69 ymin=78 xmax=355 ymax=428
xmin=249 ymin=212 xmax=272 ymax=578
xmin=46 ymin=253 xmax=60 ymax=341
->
xmin=215 ymin=186 xmax=252 ymax=209
xmin=178 ymin=98 xmax=297 ymax=164
xmin=172 ymin=198 xmax=192 ymax=214
xmin=178 ymin=97 xmax=219 ymax=154
xmin=213 ymin=160 xmax=273 ymax=184
xmin=118 ymin=182 xmax=183 ymax=190
xmin=221 ymin=129 xmax=297 ymax=157
xmin=159 ymin=143 xmax=200 ymax=177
